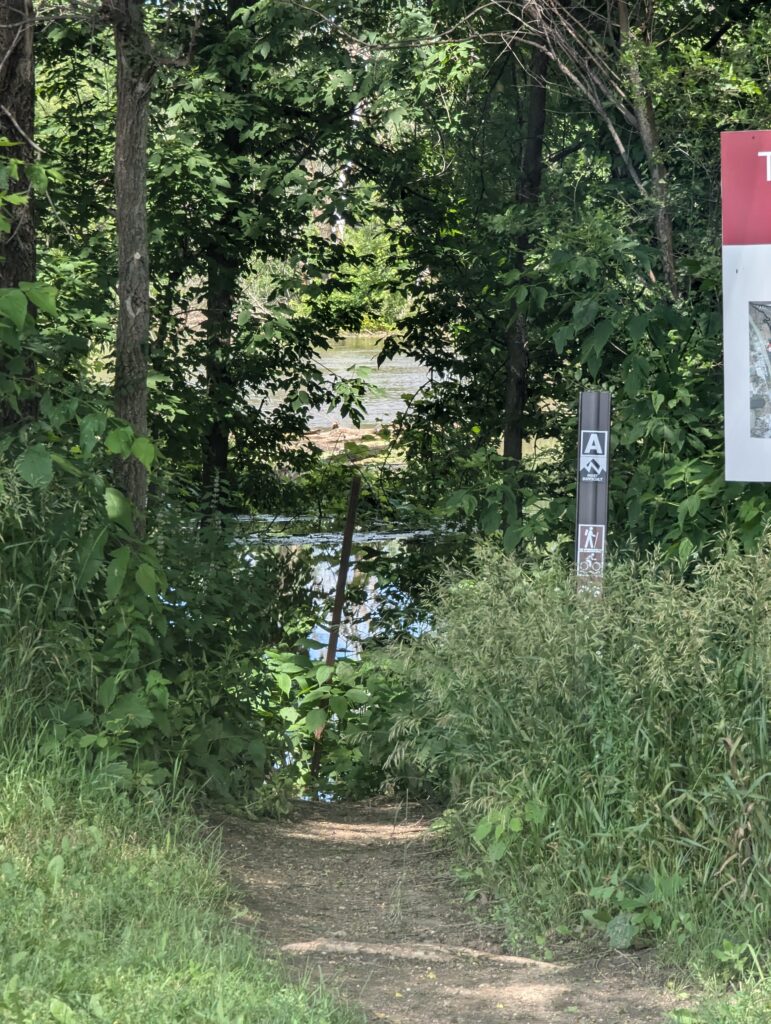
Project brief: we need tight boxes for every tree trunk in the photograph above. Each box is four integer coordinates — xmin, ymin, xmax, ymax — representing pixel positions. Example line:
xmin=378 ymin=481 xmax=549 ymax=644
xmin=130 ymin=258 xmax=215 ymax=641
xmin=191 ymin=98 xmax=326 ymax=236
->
xmin=202 ymin=257 xmax=237 ymax=499
xmin=0 ymin=0 xmax=35 ymax=287
xmin=201 ymin=0 xmax=242 ymax=503
xmin=0 ymin=0 xmax=36 ymax=427
xmin=502 ymin=314 xmax=529 ymax=464
xmin=617 ymin=0 xmax=678 ymax=299
xmin=502 ymin=48 xmax=548 ymax=469
xmin=111 ymin=0 xmax=152 ymax=525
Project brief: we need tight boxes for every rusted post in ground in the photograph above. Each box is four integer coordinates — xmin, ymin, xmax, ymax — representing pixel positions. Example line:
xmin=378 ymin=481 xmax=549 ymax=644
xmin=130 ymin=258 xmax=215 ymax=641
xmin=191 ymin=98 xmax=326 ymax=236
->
xmin=310 ymin=474 xmax=361 ymax=780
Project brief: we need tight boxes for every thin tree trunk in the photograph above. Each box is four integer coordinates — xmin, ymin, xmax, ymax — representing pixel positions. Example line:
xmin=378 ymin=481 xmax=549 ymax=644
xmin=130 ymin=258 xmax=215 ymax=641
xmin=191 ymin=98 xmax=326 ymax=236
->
xmin=0 ymin=0 xmax=36 ymax=427
xmin=502 ymin=48 xmax=548 ymax=468
xmin=201 ymin=0 xmax=242 ymax=503
xmin=617 ymin=0 xmax=678 ymax=298
xmin=111 ymin=0 xmax=152 ymax=524
xmin=202 ymin=257 xmax=237 ymax=498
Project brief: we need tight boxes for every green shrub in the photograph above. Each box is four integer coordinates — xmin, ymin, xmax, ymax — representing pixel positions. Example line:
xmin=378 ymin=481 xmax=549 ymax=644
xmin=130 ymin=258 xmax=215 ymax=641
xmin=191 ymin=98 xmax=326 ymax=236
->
xmin=385 ymin=542 xmax=771 ymax=970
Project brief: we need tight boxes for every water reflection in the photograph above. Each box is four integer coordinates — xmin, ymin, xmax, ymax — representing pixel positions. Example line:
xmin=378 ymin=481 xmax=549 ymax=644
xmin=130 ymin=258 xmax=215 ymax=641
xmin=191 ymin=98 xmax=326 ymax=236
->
xmin=248 ymin=521 xmax=464 ymax=658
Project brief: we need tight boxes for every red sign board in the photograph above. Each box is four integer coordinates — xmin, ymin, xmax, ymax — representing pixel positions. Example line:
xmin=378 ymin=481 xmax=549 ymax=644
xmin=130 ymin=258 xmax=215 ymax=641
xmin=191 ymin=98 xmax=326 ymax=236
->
xmin=721 ymin=130 xmax=771 ymax=245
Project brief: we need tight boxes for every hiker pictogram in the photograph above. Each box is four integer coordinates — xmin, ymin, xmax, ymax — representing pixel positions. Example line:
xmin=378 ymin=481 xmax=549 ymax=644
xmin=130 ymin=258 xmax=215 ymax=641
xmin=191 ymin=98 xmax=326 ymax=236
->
xmin=577 ymin=523 xmax=606 ymax=575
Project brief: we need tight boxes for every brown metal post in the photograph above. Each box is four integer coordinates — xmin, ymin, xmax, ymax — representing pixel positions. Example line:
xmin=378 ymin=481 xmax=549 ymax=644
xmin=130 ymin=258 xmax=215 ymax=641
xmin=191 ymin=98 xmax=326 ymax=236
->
xmin=325 ymin=474 xmax=361 ymax=667
xmin=310 ymin=474 xmax=361 ymax=779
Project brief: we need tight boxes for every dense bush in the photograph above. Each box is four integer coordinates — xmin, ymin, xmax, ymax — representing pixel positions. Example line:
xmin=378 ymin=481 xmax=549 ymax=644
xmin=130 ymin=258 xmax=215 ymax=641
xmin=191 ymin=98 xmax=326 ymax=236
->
xmin=0 ymin=461 xmax=378 ymax=804
xmin=384 ymin=543 xmax=771 ymax=972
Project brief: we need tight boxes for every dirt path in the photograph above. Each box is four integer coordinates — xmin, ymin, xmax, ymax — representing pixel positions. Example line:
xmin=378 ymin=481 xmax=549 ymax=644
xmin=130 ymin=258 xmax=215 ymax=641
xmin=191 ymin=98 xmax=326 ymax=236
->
xmin=219 ymin=801 xmax=685 ymax=1024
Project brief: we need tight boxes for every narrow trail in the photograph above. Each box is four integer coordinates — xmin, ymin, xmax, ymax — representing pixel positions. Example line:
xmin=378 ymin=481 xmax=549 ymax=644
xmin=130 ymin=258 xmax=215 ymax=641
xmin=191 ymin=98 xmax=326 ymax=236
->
xmin=219 ymin=801 xmax=684 ymax=1024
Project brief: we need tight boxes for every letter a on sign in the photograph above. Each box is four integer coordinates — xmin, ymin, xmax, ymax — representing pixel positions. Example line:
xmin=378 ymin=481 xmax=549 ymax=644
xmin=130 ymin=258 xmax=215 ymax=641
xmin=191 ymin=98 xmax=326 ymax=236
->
xmin=579 ymin=430 xmax=608 ymax=482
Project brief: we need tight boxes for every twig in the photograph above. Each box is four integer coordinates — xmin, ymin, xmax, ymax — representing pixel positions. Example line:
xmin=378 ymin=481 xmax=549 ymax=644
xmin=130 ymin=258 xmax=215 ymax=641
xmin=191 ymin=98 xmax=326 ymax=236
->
xmin=0 ymin=105 xmax=43 ymax=154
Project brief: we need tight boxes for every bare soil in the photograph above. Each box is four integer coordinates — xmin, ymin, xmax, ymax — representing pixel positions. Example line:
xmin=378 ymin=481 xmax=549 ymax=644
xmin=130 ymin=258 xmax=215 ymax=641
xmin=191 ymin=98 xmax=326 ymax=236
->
xmin=217 ymin=800 xmax=687 ymax=1024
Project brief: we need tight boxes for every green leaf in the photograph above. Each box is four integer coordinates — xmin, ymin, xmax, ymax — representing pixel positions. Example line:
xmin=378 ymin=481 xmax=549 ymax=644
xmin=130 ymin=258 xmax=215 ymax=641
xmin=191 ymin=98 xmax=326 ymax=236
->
xmin=0 ymin=288 xmax=27 ymax=329
xmin=305 ymin=708 xmax=327 ymax=734
xmin=106 ymin=692 xmax=154 ymax=729
xmin=531 ymin=285 xmax=547 ymax=310
xmin=472 ymin=819 xmax=493 ymax=843
xmin=344 ymin=686 xmax=368 ymax=703
xmin=487 ymin=838 xmax=508 ymax=862
xmin=47 ymin=854 xmax=65 ymax=884
xmin=131 ymin=435 xmax=155 ymax=470
xmin=678 ymin=537 xmax=695 ymax=562
xmin=552 ymin=325 xmax=573 ymax=355
xmin=19 ymin=280 xmax=57 ymax=316
xmin=26 ymin=163 xmax=48 ymax=193
xmin=502 ymin=524 xmax=520 ymax=552
xmin=97 ymin=676 xmax=118 ymax=709
xmin=135 ymin=563 xmax=157 ymax=596
xmin=628 ymin=313 xmax=649 ymax=343
xmin=49 ymin=998 xmax=78 ymax=1024
xmin=385 ymin=105 xmax=408 ymax=127
xmin=524 ymin=800 xmax=547 ymax=825
xmin=606 ymin=911 xmax=638 ymax=950
xmin=315 ymin=664 xmax=334 ymax=683
xmin=16 ymin=444 xmax=53 ymax=487
xmin=106 ymin=546 xmax=131 ymax=601
xmin=329 ymin=694 xmax=348 ymax=717
xmin=79 ymin=412 xmax=106 ymax=455
xmin=105 ymin=426 xmax=134 ymax=456
xmin=585 ymin=318 xmax=614 ymax=353
xmin=104 ymin=487 xmax=132 ymax=531
xmin=75 ymin=527 xmax=107 ymax=590
xmin=276 ymin=672 xmax=292 ymax=695
xmin=248 ymin=738 xmax=266 ymax=770
xmin=572 ymin=298 xmax=599 ymax=332
xmin=480 ymin=505 xmax=501 ymax=534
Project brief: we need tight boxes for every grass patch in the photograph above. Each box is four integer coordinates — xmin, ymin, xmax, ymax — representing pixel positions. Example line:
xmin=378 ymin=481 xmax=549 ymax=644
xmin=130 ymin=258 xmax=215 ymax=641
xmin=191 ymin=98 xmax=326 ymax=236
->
xmin=0 ymin=708 xmax=361 ymax=1024
xmin=383 ymin=542 xmax=771 ymax=984
xmin=670 ymin=982 xmax=771 ymax=1023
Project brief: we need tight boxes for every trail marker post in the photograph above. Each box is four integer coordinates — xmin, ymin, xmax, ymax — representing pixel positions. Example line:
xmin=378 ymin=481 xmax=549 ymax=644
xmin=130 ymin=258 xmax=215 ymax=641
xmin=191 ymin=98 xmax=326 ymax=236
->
xmin=310 ymin=473 xmax=361 ymax=780
xmin=575 ymin=391 xmax=611 ymax=590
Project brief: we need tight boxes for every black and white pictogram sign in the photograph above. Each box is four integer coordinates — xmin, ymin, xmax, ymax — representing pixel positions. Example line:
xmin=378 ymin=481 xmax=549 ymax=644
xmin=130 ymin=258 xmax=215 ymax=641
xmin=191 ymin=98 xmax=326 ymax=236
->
xmin=579 ymin=430 xmax=608 ymax=482
xmin=577 ymin=524 xmax=605 ymax=576
xmin=575 ymin=390 xmax=610 ymax=587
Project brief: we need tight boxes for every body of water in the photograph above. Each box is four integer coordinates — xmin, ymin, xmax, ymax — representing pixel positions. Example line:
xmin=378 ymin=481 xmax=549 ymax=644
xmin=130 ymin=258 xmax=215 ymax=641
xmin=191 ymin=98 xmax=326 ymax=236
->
xmin=311 ymin=337 xmax=427 ymax=429
xmin=248 ymin=518 xmax=440 ymax=658
xmin=258 ymin=336 xmax=429 ymax=430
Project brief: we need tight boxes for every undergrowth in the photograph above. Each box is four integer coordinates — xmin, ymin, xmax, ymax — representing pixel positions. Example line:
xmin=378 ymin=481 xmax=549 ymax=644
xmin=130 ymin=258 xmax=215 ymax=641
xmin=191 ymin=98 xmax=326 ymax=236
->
xmin=0 ymin=697 xmax=361 ymax=1024
xmin=380 ymin=541 xmax=771 ymax=1007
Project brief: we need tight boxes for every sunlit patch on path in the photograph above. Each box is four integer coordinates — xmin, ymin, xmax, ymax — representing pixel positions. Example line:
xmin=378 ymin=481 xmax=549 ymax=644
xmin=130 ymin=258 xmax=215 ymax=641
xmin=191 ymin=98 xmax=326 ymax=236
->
xmin=218 ymin=802 xmax=681 ymax=1024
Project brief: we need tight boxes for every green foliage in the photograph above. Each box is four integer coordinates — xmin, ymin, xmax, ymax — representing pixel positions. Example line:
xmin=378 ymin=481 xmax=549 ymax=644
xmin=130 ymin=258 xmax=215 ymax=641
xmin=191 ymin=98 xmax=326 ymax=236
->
xmin=324 ymin=221 xmax=409 ymax=332
xmin=261 ymin=648 xmax=373 ymax=792
xmin=0 ymin=700 xmax=361 ymax=1024
xmin=670 ymin=983 xmax=771 ymax=1024
xmin=383 ymin=544 xmax=771 ymax=973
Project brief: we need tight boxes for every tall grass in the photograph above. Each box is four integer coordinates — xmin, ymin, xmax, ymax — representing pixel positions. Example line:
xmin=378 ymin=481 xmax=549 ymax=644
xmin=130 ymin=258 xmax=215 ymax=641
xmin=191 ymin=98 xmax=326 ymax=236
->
xmin=386 ymin=542 xmax=771 ymax=976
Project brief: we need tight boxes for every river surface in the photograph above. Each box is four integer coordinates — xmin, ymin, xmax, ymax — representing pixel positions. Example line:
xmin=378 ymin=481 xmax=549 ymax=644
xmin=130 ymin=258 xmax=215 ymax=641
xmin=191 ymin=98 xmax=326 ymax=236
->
xmin=309 ymin=336 xmax=429 ymax=429
xmin=256 ymin=338 xmax=443 ymax=655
